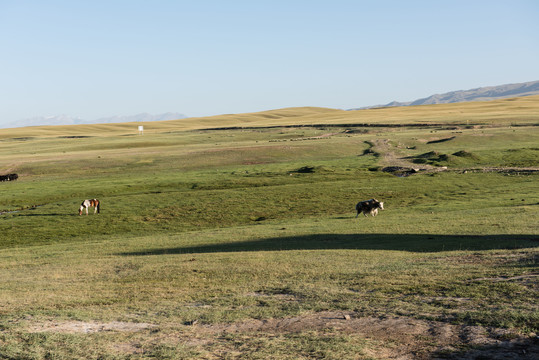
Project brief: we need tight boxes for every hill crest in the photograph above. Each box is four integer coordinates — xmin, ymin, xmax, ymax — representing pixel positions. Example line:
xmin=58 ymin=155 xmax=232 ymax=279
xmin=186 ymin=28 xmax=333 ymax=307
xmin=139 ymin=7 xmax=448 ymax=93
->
xmin=357 ymin=80 xmax=539 ymax=109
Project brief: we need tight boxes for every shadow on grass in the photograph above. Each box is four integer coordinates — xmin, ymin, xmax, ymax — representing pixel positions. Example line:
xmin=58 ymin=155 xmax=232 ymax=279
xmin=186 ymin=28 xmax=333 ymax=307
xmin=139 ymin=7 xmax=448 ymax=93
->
xmin=10 ymin=213 xmax=69 ymax=217
xmin=432 ymin=337 xmax=539 ymax=359
xmin=118 ymin=233 xmax=538 ymax=256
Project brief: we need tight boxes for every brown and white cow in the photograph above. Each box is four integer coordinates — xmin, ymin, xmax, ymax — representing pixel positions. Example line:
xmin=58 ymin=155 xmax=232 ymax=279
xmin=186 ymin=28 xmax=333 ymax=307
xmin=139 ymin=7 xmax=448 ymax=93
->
xmin=79 ymin=199 xmax=100 ymax=215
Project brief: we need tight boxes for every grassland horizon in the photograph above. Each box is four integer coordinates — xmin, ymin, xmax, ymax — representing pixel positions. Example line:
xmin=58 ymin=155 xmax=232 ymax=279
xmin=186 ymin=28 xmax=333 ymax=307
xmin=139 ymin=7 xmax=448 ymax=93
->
xmin=0 ymin=96 xmax=537 ymax=359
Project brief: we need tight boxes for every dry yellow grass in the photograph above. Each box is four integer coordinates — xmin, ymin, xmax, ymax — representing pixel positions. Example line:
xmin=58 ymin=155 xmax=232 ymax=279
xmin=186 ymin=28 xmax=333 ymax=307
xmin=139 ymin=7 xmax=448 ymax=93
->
xmin=1 ymin=95 xmax=537 ymax=359
xmin=2 ymin=95 xmax=538 ymax=139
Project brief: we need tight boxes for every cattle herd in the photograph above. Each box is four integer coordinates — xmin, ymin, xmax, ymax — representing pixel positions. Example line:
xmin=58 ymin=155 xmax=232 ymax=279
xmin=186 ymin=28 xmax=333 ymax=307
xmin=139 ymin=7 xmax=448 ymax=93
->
xmin=0 ymin=173 xmax=18 ymax=182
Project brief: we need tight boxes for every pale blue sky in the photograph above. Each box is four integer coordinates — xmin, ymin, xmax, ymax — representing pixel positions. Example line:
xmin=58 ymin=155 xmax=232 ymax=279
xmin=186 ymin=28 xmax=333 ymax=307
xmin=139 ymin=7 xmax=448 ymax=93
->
xmin=1 ymin=0 xmax=538 ymax=126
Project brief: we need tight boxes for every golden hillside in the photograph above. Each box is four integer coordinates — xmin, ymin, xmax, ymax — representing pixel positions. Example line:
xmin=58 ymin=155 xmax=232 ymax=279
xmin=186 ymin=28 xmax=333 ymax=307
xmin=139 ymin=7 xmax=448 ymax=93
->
xmin=2 ymin=95 xmax=538 ymax=139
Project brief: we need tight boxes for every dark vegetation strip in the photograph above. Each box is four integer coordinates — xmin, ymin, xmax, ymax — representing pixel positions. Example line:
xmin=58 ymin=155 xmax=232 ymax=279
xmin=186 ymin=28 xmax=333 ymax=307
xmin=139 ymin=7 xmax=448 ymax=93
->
xmin=198 ymin=123 xmax=539 ymax=131
xmin=201 ymin=123 xmax=469 ymax=131
xmin=427 ymin=136 xmax=456 ymax=144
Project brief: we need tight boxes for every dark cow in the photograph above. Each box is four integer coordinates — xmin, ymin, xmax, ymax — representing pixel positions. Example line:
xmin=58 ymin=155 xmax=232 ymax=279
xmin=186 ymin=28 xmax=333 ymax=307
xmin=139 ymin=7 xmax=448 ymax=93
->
xmin=356 ymin=198 xmax=384 ymax=217
xmin=0 ymin=173 xmax=18 ymax=182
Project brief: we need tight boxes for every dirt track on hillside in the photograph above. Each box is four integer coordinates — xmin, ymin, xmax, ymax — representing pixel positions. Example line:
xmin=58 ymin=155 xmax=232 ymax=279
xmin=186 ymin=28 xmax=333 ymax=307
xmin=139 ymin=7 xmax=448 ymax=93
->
xmin=199 ymin=312 xmax=538 ymax=359
xmin=371 ymin=138 xmax=539 ymax=176
xmin=28 ymin=312 xmax=538 ymax=359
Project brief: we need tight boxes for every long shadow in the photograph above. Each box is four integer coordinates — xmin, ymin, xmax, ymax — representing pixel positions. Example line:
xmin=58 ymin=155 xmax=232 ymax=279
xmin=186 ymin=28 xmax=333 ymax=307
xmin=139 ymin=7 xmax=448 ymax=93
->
xmin=432 ymin=338 xmax=538 ymax=359
xmin=9 ymin=213 xmax=68 ymax=217
xmin=118 ymin=233 xmax=538 ymax=256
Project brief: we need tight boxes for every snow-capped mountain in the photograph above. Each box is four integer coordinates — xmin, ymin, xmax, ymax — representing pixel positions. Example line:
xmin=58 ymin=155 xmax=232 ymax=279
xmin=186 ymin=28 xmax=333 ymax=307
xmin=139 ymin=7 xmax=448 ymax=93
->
xmin=5 ymin=112 xmax=187 ymax=128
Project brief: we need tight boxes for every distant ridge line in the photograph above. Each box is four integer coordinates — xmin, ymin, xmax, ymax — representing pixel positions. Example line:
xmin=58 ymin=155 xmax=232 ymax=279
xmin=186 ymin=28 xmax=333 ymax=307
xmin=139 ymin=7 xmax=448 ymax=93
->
xmin=355 ymin=80 xmax=539 ymax=110
xmin=199 ymin=122 xmax=539 ymax=131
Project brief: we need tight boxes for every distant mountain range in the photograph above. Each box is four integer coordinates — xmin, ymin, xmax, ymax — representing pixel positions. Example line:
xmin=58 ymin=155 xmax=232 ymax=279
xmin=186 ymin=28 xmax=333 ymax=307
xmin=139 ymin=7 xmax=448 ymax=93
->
xmin=355 ymin=80 xmax=539 ymax=109
xmin=6 ymin=112 xmax=186 ymax=128
xmin=5 ymin=81 xmax=539 ymax=128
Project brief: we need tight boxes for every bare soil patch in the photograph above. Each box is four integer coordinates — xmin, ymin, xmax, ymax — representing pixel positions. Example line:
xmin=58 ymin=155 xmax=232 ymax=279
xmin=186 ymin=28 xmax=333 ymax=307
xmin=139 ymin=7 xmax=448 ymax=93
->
xmin=19 ymin=311 xmax=539 ymax=360
xmin=27 ymin=320 xmax=155 ymax=334
xmin=372 ymin=138 xmax=539 ymax=176
xmin=196 ymin=312 xmax=538 ymax=359
xmin=19 ymin=313 xmax=538 ymax=358
xmin=372 ymin=139 xmax=435 ymax=172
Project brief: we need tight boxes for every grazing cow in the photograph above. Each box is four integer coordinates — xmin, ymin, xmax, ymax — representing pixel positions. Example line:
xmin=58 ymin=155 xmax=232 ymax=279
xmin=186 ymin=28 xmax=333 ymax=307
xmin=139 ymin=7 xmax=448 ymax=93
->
xmin=79 ymin=199 xmax=100 ymax=215
xmin=0 ymin=173 xmax=18 ymax=182
xmin=356 ymin=198 xmax=384 ymax=217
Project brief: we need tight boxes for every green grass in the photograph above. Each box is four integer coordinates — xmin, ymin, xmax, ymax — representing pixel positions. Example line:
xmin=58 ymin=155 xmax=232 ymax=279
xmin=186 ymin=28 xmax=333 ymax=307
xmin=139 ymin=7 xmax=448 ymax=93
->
xmin=0 ymin=98 xmax=538 ymax=358
xmin=1 ymin=169 xmax=536 ymax=248
xmin=1 ymin=224 xmax=536 ymax=358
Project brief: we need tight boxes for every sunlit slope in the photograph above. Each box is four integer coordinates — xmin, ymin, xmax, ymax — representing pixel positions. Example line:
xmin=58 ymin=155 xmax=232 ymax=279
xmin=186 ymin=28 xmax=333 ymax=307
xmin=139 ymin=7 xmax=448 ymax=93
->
xmin=2 ymin=95 xmax=538 ymax=139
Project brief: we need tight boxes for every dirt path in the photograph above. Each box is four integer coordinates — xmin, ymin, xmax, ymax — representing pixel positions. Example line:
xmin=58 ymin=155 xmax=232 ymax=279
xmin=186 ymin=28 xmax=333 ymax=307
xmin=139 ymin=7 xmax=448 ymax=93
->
xmin=27 ymin=313 xmax=538 ymax=359
xmin=197 ymin=312 xmax=538 ymax=359
xmin=370 ymin=139 xmax=539 ymax=176
xmin=28 ymin=321 xmax=156 ymax=334
xmin=371 ymin=139 xmax=433 ymax=171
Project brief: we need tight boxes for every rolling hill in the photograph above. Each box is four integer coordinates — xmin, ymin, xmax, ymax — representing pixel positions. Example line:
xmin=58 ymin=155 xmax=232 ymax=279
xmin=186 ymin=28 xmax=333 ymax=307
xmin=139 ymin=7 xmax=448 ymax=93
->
xmin=2 ymin=94 xmax=538 ymax=139
xmin=357 ymin=80 xmax=539 ymax=109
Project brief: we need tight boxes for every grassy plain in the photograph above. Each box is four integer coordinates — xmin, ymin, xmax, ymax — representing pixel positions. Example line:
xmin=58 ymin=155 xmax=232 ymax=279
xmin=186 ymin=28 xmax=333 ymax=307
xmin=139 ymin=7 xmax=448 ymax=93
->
xmin=0 ymin=97 xmax=538 ymax=359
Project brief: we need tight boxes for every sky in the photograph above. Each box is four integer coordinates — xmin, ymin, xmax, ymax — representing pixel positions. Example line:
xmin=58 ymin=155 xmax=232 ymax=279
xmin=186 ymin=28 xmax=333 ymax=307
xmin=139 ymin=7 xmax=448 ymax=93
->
xmin=1 ymin=0 xmax=538 ymax=127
